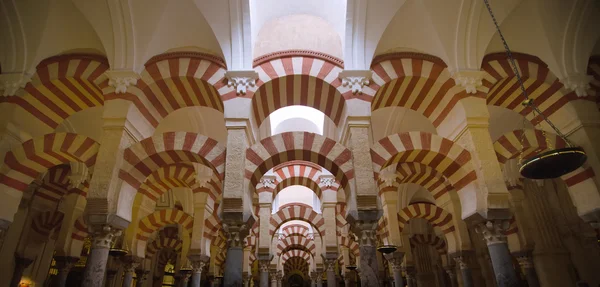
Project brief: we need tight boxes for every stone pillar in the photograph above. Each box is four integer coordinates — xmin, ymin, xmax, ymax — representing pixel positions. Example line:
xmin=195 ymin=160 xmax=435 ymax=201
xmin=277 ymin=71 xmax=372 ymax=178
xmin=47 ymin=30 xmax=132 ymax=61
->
xmin=270 ymin=269 xmax=278 ymax=287
xmin=403 ymin=267 xmax=416 ymax=287
xmin=316 ymin=273 xmax=323 ymax=287
xmin=352 ymin=220 xmax=380 ymax=286
xmin=476 ymin=220 xmax=519 ymax=287
xmin=444 ymin=266 xmax=458 ymax=287
xmin=83 ymin=225 xmax=122 ymax=287
xmin=135 ymin=270 xmax=150 ymax=287
xmin=276 ymin=270 xmax=283 ymax=287
xmin=243 ymin=273 xmax=252 ymax=287
xmin=180 ymin=271 xmax=192 ymax=287
xmin=517 ymin=255 xmax=539 ymax=287
xmin=259 ymin=260 xmax=270 ymax=287
xmin=52 ymin=256 xmax=79 ymax=287
xmin=325 ymin=259 xmax=336 ymax=287
xmin=190 ymin=255 xmax=209 ymax=287
xmin=385 ymin=252 xmax=404 ymax=287
xmin=122 ymin=256 xmax=141 ymax=287
xmin=222 ymin=222 xmax=248 ymax=287
xmin=454 ymin=256 xmax=474 ymax=287
xmin=9 ymin=255 xmax=33 ymax=287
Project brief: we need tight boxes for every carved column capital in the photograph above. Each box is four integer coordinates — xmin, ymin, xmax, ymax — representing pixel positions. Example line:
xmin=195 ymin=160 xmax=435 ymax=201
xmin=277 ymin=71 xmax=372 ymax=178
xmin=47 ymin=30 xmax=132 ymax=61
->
xmin=222 ymin=222 xmax=249 ymax=248
xmin=189 ymin=254 xmax=210 ymax=273
xmin=475 ymin=220 xmax=510 ymax=245
xmin=225 ymin=70 xmax=258 ymax=95
xmin=452 ymin=70 xmax=485 ymax=94
xmin=445 ymin=266 xmax=456 ymax=279
xmin=89 ymin=225 xmax=122 ymax=249
xmin=561 ymin=74 xmax=593 ymax=97
xmin=105 ymin=70 xmax=139 ymax=94
xmin=325 ymin=259 xmax=336 ymax=271
xmin=516 ymin=255 xmax=534 ymax=269
xmin=453 ymin=256 xmax=469 ymax=270
xmin=54 ymin=256 xmax=79 ymax=273
xmin=258 ymin=260 xmax=270 ymax=272
xmin=0 ymin=73 xmax=32 ymax=96
xmin=352 ymin=221 xmax=378 ymax=246
xmin=121 ymin=256 xmax=141 ymax=274
xmin=339 ymin=70 xmax=372 ymax=95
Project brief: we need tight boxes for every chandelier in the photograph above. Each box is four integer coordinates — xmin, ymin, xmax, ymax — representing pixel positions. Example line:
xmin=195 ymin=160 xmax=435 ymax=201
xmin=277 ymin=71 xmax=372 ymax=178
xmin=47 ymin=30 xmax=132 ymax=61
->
xmin=483 ymin=0 xmax=587 ymax=179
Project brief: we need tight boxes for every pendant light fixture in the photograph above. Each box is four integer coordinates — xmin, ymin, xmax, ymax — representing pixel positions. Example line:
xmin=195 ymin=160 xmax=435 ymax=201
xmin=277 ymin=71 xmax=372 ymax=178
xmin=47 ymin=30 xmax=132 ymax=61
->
xmin=483 ymin=0 xmax=587 ymax=179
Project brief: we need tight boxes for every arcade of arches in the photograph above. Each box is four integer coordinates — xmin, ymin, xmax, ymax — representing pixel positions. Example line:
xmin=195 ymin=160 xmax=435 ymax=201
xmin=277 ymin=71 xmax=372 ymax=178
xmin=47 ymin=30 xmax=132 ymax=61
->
xmin=1 ymin=1 xmax=600 ymax=287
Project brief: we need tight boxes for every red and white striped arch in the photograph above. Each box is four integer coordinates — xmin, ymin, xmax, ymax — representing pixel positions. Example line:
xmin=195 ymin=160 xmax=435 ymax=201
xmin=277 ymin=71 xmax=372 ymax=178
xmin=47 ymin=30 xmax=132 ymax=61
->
xmin=203 ymin=211 xmax=222 ymax=241
xmin=482 ymin=53 xmax=585 ymax=125
xmin=71 ymin=216 xmax=88 ymax=242
xmin=409 ymin=234 xmax=447 ymax=255
xmin=283 ymin=256 xmax=310 ymax=276
xmin=136 ymin=209 xmax=194 ymax=241
xmin=370 ymin=53 xmax=476 ymax=127
xmin=109 ymin=52 xmax=228 ymax=127
xmin=250 ymin=51 xmax=353 ymax=127
xmin=371 ymin=132 xmax=477 ymax=191
xmin=493 ymin=129 xmax=568 ymax=164
xmin=246 ymin=132 xmax=354 ymax=192
xmin=281 ymin=224 xmax=311 ymax=238
xmin=36 ymin=164 xmax=88 ymax=204
xmin=137 ymin=163 xmax=221 ymax=202
xmin=0 ymin=133 xmax=99 ymax=193
xmin=280 ymin=249 xmax=312 ymax=265
xmin=397 ymin=163 xmax=453 ymax=200
xmin=32 ymin=211 xmax=64 ymax=238
xmin=269 ymin=204 xmax=325 ymax=236
xmin=398 ymin=203 xmax=455 ymax=234
xmin=277 ymin=235 xmax=316 ymax=256
xmin=119 ymin=132 xmax=226 ymax=190
xmin=1 ymin=54 xmax=109 ymax=129
xmin=146 ymin=227 xmax=183 ymax=256
xmin=271 ymin=163 xmax=338 ymax=198
xmin=588 ymin=56 xmax=600 ymax=109
xmin=339 ymin=235 xmax=359 ymax=257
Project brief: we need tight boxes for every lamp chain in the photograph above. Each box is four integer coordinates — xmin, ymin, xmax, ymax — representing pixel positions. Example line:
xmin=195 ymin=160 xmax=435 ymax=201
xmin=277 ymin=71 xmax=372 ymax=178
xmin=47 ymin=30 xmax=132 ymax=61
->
xmin=483 ymin=0 xmax=573 ymax=147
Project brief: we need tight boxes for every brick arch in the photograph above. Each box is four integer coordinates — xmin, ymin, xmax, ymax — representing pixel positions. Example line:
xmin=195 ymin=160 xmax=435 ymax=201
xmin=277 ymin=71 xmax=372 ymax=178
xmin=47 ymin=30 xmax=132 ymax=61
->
xmin=409 ymin=234 xmax=447 ymax=255
xmin=339 ymin=235 xmax=359 ymax=257
xmin=370 ymin=53 xmax=476 ymax=128
xmin=136 ymin=209 xmax=193 ymax=241
xmin=277 ymin=235 xmax=316 ymax=256
xmin=481 ymin=52 xmax=588 ymax=126
xmin=397 ymin=203 xmax=455 ymax=234
xmin=269 ymin=204 xmax=325 ymax=236
xmin=157 ymin=249 xmax=178 ymax=267
xmin=378 ymin=163 xmax=454 ymax=201
xmin=36 ymin=164 xmax=88 ymax=203
xmin=71 ymin=216 xmax=88 ymax=242
xmin=146 ymin=227 xmax=183 ymax=256
xmin=0 ymin=133 xmax=99 ymax=193
xmin=119 ymin=132 xmax=226 ymax=190
xmin=272 ymin=163 xmax=327 ymax=197
xmin=493 ymin=129 xmax=568 ymax=164
xmin=283 ymin=256 xmax=310 ymax=278
xmin=114 ymin=52 xmax=227 ymax=127
xmin=251 ymin=75 xmax=346 ymax=127
xmin=280 ymin=249 xmax=312 ymax=266
xmin=204 ymin=211 xmax=222 ymax=241
xmin=1 ymin=54 xmax=109 ymax=128
xmin=137 ymin=163 xmax=221 ymax=202
xmin=371 ymin=132 xmax=476 ymax=191
xmin=281 ymin=224 xmax=311 ymax=238
xmin=32 ymin=211 xmax=64 ymax=238
xmin=246 ymin=132 xmax=354 ymax=192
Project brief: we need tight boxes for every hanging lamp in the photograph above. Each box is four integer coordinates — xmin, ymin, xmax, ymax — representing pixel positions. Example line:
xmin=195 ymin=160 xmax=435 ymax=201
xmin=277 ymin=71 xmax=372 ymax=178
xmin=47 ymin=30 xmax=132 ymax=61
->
xmin=483 ymin=0 xmax=587 ymax=179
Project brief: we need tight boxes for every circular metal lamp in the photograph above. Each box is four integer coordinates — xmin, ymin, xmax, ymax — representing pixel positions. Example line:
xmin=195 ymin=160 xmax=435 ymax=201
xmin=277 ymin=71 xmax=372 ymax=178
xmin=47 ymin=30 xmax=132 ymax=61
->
xmin=376 ymin=245 xmax=397 ymax=254
xmin=519 ymin=147 xmax=587 ymax=179
xmin=345 ymin=265 xmax=357 ymax=271
xmin=484 ymin=0 xmax=587 ymax=179
xmin=108 ymin=248 xmax=128 ymax=258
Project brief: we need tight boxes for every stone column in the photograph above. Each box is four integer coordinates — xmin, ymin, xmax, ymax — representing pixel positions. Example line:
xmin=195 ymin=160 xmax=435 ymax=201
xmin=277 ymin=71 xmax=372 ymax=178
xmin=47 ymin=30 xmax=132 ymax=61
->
xmin=385 ymin=252 xmax=404 ymax=287
xmin=190 ymin=255 xmax=209 ymax=287
xmin=180 ymin=271 xmax=192 ymax=287
xmin=122 ymin=256 xmax=141 ymax=287
xmin=316 ymin=273 xmax=323 ymax=287
xmin=444 ymin=266 xmax=458 ymax=287
xmin=517 ymin=255 xmax=539 ymax=287
xmin=403 ymin=267 xmax=416 ymax=287
xmin=476 ymin=220 xmax=519 ymax=287
xmin=243 ymin=273 xmax=252 ymax=287
xmin=353 ymin=220 xmax=380 ymax=286
xmin=276 ymin=270 xmax=283 ymax=287
xmin=270 ymin=269 xmax=278 ymax=287
xmin=135 ymin=269 xmax=150 ymax=287
xmin=52 ymin=256 xmax=79 ymax=287
xmin=259 ymin=260 xmax=270 ymax=287
xmin=454 ymin=256 xmax=474 ymax=287
xmin=9 ymin=255 xmax=33 ymax=287
xmin=222 ymin=222 xmax=248 ymax=287
xmin=325 ymin=259 xmax=336 ymax=287
xmin=82 ymin=225 xmax=122 ymax=287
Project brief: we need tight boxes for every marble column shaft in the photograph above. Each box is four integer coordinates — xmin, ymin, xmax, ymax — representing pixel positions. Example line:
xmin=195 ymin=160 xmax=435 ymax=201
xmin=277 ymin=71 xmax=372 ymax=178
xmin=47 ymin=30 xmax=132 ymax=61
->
xmin=83 ymin=225 xmax=122 ymax=287
xmin=326 ymin=261 xmax=336 ymax=287
xmin=224 ymin=245 xmax=244 ymax=286
xmin=122 ymin=258 xmax=140 ymax=287
xmin=477 ymin=221 xmax=520 ymax=287
xmin=52 ymin=256 xmax=79 ymax=287
xmin=454 ymin=256 xmax=474 ymax=287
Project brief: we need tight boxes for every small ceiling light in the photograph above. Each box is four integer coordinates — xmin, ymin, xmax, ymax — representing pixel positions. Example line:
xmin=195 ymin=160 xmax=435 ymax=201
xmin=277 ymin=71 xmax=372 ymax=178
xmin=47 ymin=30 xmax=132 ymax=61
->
xmin=484 ymin=0 xmax=587 ymax=179
xmin=377 ymin=245 xmax=398 ymax=254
